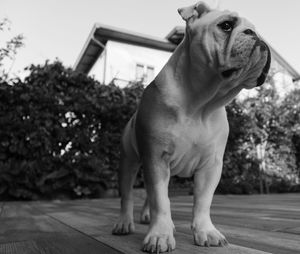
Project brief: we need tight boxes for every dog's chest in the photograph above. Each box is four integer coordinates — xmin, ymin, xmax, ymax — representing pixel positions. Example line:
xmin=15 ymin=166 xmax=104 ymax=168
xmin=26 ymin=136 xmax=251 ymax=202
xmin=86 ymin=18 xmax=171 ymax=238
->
xmin=169 ymin=118 xmax=217 ymax=177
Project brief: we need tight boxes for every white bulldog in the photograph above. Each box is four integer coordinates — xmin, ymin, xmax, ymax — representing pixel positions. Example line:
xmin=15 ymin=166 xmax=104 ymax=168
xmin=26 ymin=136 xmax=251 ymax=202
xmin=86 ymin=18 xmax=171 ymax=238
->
xmin=112 ymin=1 xmax=271 ymax=253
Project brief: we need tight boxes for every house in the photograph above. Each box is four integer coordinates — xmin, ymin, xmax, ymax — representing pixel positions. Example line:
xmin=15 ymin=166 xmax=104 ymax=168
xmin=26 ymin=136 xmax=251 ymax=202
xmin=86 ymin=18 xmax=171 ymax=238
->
xmin=74 ymin=24 xmax=300 ymax=91
xmin=74 ymin=24 xmax=174 ymax=87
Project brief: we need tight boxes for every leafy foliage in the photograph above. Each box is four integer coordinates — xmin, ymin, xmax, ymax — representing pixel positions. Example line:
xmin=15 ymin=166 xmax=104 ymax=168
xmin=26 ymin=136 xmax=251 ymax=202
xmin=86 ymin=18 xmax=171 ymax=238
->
xmin=0 ymin=61 xmax=143 ymax=200
xmin=219 ymin=81 xmax=300 ymax=194
xmin=0 ymin=18 xmax=24 ymax=82
xmin=218 ymin=100 xmax=261 ymax=194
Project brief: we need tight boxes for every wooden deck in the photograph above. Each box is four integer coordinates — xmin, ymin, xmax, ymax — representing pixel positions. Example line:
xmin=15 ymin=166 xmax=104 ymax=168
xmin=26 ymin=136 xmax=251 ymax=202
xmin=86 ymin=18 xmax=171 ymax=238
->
xmin=0 ymin=192 xmax=299 ymax=254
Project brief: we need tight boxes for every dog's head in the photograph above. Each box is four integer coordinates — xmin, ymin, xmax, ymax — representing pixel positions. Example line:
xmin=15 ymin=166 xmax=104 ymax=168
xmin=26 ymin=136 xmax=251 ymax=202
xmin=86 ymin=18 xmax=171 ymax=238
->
xmin=178 ymin=1 xmax=271 ymax=89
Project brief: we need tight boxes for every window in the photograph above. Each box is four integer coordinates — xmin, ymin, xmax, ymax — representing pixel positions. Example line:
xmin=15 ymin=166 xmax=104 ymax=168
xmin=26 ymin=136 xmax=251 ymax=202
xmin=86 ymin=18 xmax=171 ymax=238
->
xmin=136 ymin=64 xmax=144 ymax=81
xmin=135 ymin=63 xmax=155 ymax=84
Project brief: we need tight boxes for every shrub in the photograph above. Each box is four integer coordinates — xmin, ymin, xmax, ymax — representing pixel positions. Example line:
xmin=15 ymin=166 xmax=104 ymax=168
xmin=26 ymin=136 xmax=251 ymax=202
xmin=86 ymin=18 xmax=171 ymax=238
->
xmin=0 ymin=61 xmax=143 ymax=200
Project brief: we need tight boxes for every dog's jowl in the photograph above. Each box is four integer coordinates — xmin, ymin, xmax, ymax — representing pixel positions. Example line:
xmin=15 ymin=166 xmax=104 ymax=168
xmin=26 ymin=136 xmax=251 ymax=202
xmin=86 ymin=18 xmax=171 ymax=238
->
xmin=112 ymin=1 xmax=271 ymax=253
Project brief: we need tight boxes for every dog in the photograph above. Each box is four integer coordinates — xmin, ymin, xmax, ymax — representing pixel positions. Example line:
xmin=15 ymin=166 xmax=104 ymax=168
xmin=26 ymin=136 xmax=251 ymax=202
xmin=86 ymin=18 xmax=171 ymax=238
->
xmin=112 ymin=1 xmax=271 ymax=253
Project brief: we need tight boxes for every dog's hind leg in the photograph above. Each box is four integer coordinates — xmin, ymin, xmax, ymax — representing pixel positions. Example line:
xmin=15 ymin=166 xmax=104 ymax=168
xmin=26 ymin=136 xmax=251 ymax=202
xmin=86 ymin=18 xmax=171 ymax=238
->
xmin=112 ymin=151 xmax=140 ymax=235
xmin=140 ymin=197 xmax=150 ymax=224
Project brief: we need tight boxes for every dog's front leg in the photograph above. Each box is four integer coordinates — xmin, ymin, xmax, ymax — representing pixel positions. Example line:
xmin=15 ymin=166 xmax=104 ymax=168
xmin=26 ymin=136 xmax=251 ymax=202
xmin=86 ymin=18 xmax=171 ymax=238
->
xmin=192 ymin=160 xmax=228 ymax=247
xmin=142 ymin=156 xmax=176 ymax=253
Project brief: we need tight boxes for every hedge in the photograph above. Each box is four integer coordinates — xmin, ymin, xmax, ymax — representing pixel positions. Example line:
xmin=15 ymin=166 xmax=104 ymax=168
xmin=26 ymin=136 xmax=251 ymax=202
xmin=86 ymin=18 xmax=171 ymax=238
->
xmin=0 ymin=61 xmax=143 ymax=200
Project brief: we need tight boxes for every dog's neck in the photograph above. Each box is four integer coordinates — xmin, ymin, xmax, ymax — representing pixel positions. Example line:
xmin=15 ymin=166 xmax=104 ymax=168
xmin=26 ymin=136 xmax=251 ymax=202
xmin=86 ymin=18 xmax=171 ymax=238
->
xmin=155 ymin=38 xmax=242 ymax=120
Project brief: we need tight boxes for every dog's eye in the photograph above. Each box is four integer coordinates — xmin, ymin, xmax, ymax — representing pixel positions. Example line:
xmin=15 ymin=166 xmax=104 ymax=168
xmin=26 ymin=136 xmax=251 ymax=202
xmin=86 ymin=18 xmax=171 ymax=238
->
xmin=218 ymin=21 xmax=234 ymax=32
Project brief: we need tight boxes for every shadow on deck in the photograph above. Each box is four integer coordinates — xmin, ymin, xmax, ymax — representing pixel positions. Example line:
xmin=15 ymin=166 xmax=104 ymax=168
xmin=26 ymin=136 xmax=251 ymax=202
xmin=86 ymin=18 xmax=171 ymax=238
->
xmin=0 ymin=193 xmax=299 ymax=253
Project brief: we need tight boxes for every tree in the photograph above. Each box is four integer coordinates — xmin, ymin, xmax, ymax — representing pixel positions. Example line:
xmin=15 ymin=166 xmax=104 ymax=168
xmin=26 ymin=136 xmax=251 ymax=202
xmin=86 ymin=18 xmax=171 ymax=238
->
xmin=219 ymin=100 xmax=260 ymax=194
xmin=220 ymin=68 xmax=300 ymax=194
xmin=0 ymin=18 xmax=24 ymax=82
xmin=242 ymin=72 xmax=299 ymax=193
xmin=277 ymin=88 xmax=300 ymax=177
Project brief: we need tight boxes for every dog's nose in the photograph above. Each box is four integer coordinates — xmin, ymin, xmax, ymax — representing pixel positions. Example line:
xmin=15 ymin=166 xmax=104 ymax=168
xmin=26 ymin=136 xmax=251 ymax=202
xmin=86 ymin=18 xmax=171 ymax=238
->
xmin=243 ymin=29 xmax=257 ymax=37
xmin=259 ymin=40 xmax=267 ymax=51
xmin=254 ymin=39 xmax=268 ymax=52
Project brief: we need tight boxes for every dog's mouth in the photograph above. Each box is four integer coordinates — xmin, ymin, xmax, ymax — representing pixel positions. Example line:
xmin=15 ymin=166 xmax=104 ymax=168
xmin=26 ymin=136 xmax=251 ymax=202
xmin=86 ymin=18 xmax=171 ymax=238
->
xmin=221 ymin=68 xmax=240 ymax=78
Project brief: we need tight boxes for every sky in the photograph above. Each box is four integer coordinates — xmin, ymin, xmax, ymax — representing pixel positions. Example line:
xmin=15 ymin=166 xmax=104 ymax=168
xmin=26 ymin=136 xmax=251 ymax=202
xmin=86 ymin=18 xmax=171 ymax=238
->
xmin=1 ymin=0 xmax=300 ymax=79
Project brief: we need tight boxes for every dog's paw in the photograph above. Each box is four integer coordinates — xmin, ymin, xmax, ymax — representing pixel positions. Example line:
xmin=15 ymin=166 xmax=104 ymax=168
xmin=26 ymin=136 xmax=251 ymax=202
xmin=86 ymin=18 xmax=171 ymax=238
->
xmin=142 ymin=219 xmax=175 ymax=253
xmin=142 ymin=233 xmax=175 ymax=253
xmin=191 ymin=221 xmax=228 ymax=247
xmin=112 ymin=214 xmax=135 ymax=235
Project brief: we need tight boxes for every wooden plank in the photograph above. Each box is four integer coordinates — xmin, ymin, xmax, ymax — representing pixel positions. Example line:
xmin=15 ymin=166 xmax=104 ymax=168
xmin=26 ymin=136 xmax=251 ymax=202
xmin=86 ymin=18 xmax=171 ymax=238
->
xmin=0 ymin=237 xmax=122 ymax=254
xmin=95 ymin=224 xmax=271 ymax=254
xmin=37 ymin=203 xmax=270 ymax=254
xmin=2 ymin=194 xmax=299 ymax=254
xmin=176 ymin=223 xmax=300 ymax=254
xmin=47 ymin=208 xmax=298 ymax=254
xmin=171 ymin=208 xmax=300 ymax=234
xmin=0 ymin=241 xmax=40 ymax=254
xmin=44 ymin=212 xmax=270 ymax=254
xmin=170 ymin=195 xmax=300 ymax=233
xmin=0 ymin=202 xmax=122 ymax=254
xmin=170 ymin=195 xmax=300 ymax=254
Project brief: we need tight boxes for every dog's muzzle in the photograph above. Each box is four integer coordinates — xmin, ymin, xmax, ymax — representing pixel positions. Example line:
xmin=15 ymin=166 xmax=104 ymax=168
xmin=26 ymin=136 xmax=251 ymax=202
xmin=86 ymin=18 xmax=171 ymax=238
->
xmin=256 ymin=40 xmax=271 ymax=86
xmin=248 ymin=30 xmax=271 ymax=86
xmin=221 ymin=29 xmax=271 ymax=83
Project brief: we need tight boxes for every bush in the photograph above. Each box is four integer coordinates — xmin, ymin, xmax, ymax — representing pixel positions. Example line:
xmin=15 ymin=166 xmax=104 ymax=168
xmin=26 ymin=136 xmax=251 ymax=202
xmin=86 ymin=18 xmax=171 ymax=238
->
xmin=0 ymin=61 xmax=143 ymax=200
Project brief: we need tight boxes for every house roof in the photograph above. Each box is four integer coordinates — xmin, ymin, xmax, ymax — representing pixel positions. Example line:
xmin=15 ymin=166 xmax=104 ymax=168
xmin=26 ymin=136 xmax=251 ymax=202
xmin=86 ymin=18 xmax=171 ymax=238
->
xmin=74 ymin=24 xmax=177 ymax=74
xmin=74 ymin=24 xmax=300 ymax=82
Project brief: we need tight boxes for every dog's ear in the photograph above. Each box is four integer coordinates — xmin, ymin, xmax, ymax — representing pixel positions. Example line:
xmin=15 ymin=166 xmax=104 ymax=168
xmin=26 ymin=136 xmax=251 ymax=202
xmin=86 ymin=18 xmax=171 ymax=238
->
xmin=178 ymin=1 xmax=211 ymax=22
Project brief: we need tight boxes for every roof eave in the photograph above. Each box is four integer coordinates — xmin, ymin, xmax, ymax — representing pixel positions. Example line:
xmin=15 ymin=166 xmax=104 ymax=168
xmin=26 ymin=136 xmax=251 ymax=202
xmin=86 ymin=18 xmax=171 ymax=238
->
xmin=74 ymin=24 xmax=177 ymax=74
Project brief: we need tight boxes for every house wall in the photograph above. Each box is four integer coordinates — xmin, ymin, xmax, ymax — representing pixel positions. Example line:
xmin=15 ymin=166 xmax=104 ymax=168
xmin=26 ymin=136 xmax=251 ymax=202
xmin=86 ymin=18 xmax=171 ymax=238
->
xmin=89 ymin=41 xmax=172 ymax=87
